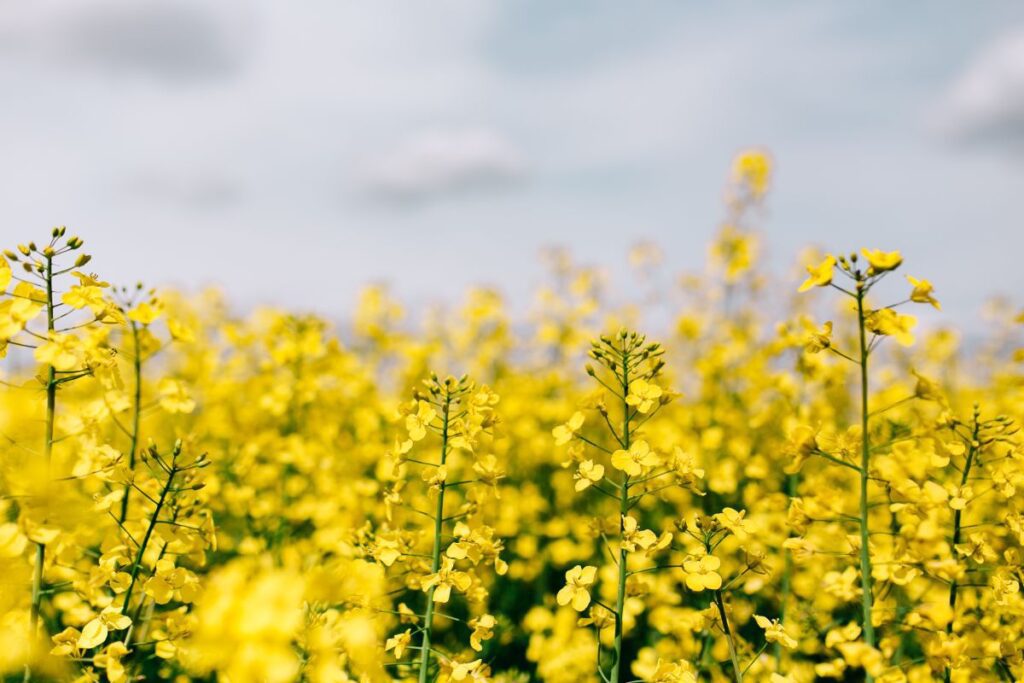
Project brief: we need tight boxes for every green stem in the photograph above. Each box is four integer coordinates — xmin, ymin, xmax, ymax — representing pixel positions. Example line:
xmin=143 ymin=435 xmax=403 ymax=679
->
xmin=120 ymin=463 xmax=175 ymax=638
xmin=855 ymin=286 xmax=876 ymax=680
xmin=609 ymin=350 xmax=631 ymax=683
xmin=714 ymin=589 xmax=743 ymax=683
xmin=743 ymin=642 xmax=770 ymax=677
xmin=418 ymin=394 xmax=451 ymax=683
xmin=119 ymin=321 xmax=143 ymax=524
xmin=944 ymin=416 xmax=979 ymax=683
xmin=25 ymin=254 xmax=56 ymax=683
xmin=775 ymin=473 xmax=796 ymax=668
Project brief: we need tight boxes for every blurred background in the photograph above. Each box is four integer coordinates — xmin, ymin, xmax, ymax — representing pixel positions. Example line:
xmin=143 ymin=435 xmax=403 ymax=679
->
xmin=0 ymin=0 xmax=1022 ymax=322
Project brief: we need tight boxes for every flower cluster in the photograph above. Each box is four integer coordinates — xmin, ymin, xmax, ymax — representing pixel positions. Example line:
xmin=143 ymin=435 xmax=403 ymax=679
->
xmin=2 ymin=150 xmax=1023 ymax=682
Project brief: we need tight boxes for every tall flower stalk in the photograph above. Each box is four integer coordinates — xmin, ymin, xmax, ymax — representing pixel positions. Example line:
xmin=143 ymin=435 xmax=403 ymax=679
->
xmin=2 ymin=229 xmax=101 ymax=681
xmin=416 ymin=381 xmax=453 ymax=683
xmin=853 ymin=281 xmax=876 ymax=659
xmin=118 ymin=319 xmax=143 ymax=524
xmin=554 ymin=331 xmax=714 ymax=681
xmin=112 ymin=284 xmax=162 ymax=525
xmin=796 ymin=247 xmax=928 ymax=681
xmin=374 ymin=373 xmax=503 ymax=682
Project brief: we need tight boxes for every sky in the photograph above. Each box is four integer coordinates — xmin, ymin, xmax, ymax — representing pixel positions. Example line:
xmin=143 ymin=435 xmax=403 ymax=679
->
xmin=1 ymin=1 xmax=1023 ymax=324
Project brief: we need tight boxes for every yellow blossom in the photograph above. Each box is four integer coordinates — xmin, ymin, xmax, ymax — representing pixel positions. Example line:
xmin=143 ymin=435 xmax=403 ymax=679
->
xmin=798 ymin=255 xmax=836 ymax=292
xmin=754 ymin=614 xmax=798 ymax=649
xmin=77 ymin=608 xmax=132 ymax=649
xmin=468 ymin=614 xmax=496 ymax=651
xmin=865 ymin=308 xmax=916 ymax=346
xmin=682 ymin=555 xmax=722 ymax=592
xmin=574 ymin=459 xmax=605 ymax=491
xmin=621 ymin=515 xmax=659 ymax=553
xmin=625 ymin=379 xmax=663 ymax=414
xmin=732 ymin=149 xmax=772 ymax=197
xmin=158 ymin=377 xmax=196 ymax=413
xmin=385 ymin=629 xmax=412 ymax=658
xmin=906 ymin=275 xmax=940 ymax=310
xmin=557 ymin=565 xmax=597 ymax=611
xmin=422 ymin=557 xmax=472 ymax=603
xmin=860 ymin=248 xmax=903 ymax=274
xmin=805 ymin=320 xmax=833 ymax=354
xmin=406 ymin=400 xmax=437 ymax=441
xmin=553 ymin=411 xmax=585 ymax=445
xmin=34 ymin=332 xmax=80 ymax=371
xmin=611 ymin=440 xmax=659 ymax=476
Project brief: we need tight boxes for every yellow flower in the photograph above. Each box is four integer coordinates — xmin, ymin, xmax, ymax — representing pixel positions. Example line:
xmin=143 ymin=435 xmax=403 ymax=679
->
xmin=825 ymin=621 xmax=862 ymax=649
xmin=61 ymin=283 xmax=107 ymax=314
xmin=0 ymin=257 xmax=10 ymax=292
xmin=822 ymin=566 xmax=861 ymax=601
xmin=836 ymin=641 xmax=884 ymax=677
xmin=666 ymin=447 xmax=704 ymax=486
xmin=611 ymin=440 xmax=659 ymax=476
xmin=798 ymin=255 xmax=836 ymax=292
xmin=634 ymin=656 xmax=698 ymax=683
xmin=754 ymin=614 xmax=798 ymax=649
xmin=865 ymin=308 xmax=916 ymax=346
xmin=406 ymin=400 xmax=437 ymax=441
xmin=9 ymin=281 xmax=46 ymax=324
xmin=423 ymin=464 xmax=448 ymax=492
xmin=442 ymin=658 xmax=487 ymax=681
xmin=714 ymin=507 xmax=749 ymax=537
xmin=385 ymin=628 xmax=412 ymax=658
xmin=71 ymin=271 xmax=110 ymax=288
xmin=956 ymin=533 xmax=999 ymax=565
xmin=626 ymin=379 xmax=663 ymax=414
xmin=621 ymin=515 xmax=659 ymax=553
xmin=468 ymin=613 xmax=496 ymax=651
xmin=682 ymin=555 xmax=722 ymax=592
xmin=785 ymin=424 xmax=819 ymax=473
xmin=372 ymin=536 xmax=403 ymax=567
xmin=553 ymin=411 xmax=585 ymax=445
xmin=860 ymin=248 xmax=902 ymax=274
xmin=574 ymin=459 xmax=605 ymax=492
xmin=127 ymin=300 xmax=163 ymax=325
xmin=167 ymin=318 xmax=195 ymax=342
xmin=50 ymin=627 xmax=82 ymax=656
xmin=710 ymin=226 xmax=755 ymax=283
xmin=158 ymin=377 xmax=196 ymax=413
xmin=557 ymin=564 xmax=597 ymax=611
xmin=805 ymin=321 xmax=833 ymax=354
xmin=93 ymin=642 xmax=130 ymax=683
xmin=77 ymin=607 xmax=132 ymax=649
xmin=906 ymin=275 xmax=940 ymax=310
xmin=34 ymin=332 xmax=80 ymax=371
xmin=144 ymin=559 xmax=197 ymax=604
xmin=949 ymin=484 xmax=972 ymax=511
xmin=422 ymin=557 xmax=472 ymax=603
xmin=732 ymin=149 xmax=772 ymax=197
xmin=911 ymin=369 xmax=943 ymax=401
xmin=473 ymin=454 xmax=506 ymax=496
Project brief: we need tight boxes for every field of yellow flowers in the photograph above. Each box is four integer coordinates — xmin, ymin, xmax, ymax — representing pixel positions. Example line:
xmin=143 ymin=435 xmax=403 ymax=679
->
xmin=1 ymin=153 xmax=1022 ymax=683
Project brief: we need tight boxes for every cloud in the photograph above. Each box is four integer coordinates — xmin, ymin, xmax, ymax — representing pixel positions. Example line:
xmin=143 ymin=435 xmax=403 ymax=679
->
xmin=937 ymin=28 xmax=1024 ymax=149
xmin=360 ymin=128 xmax=527 ymax=204
xmin=0 ymin=0 xmax=249 ymax=81
xmin=126 ymin=167 xmax=242 ymax=210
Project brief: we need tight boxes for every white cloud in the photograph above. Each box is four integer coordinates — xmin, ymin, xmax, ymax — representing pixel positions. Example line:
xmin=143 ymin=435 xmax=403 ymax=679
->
xmin=0 ymin=0 xmax=252 ymax=81
xmin=360 ymin=128 xmax=527 ymax=203
xmin=937 ymin=28 xmax=1024 ymax=148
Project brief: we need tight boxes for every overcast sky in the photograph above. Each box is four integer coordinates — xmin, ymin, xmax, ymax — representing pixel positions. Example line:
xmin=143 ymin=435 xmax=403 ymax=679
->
xmin=1 ymin=1 xmax=1022 ymax=323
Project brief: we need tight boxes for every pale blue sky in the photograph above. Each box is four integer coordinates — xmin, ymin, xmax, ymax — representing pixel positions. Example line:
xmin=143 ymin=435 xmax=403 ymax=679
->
xmin=1 ymin=1 xmax=1022 ymax=323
